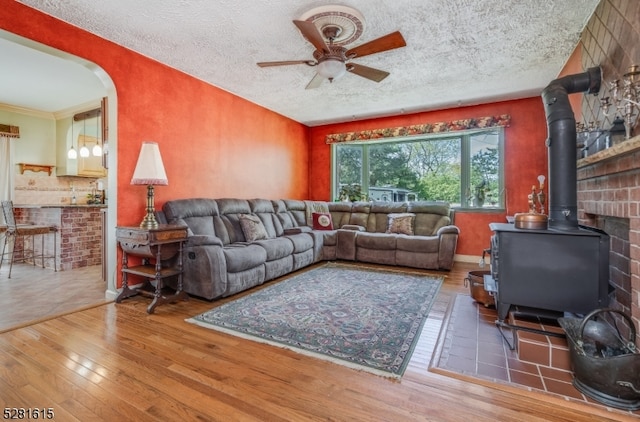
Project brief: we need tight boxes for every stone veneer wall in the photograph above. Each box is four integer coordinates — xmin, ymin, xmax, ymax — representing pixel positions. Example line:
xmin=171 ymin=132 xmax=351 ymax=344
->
xmin=14 ymin=172 xmax=106 ymax=206
xmin=577 ymin=0 xmax=640 ymax=337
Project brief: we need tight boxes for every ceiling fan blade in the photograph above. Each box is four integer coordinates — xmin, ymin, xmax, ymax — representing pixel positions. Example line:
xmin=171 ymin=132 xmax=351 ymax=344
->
xmin=257 ymin=60 xmax=314 ymax=67
xmin=305 ymin=73 xmax=324 ymax=90
xmin=347 ymin=63 xmax=390 ymax=83
xmin=345 ymin=31 xmax=406 ymax=59
xmin=293 ymin=20 xmax=329 ymax=53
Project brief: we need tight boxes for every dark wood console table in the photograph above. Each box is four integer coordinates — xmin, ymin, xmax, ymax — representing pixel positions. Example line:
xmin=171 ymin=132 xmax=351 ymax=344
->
xmin=115 ymin=225 xmax=189 ymax=313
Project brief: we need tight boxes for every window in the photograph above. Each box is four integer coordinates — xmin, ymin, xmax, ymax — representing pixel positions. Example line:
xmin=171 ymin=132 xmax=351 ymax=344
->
xmin=332 ymin=128 xmax=504 ymax=209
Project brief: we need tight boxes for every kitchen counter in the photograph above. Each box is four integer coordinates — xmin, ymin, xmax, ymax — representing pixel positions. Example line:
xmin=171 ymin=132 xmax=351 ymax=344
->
xmin=14 ymin=205 xmax=106 ymax=271
xmin=14 ymin=204 xmax=107 ymax=208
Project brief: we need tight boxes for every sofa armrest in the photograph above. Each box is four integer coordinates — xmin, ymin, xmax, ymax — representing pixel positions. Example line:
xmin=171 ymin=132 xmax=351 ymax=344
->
xmin=182 ymin=239 xmax=228 ymax=300
xmin=188 ymin=235 xmax=223 ymax=247
xmin=341 ymin=224 xmax=366 ymax=231
xmin=437 ymin=225 xmax=460 ymax=236
xmin=437 ymin=225 xmax=459 ymax=270
xmin=284 ymin=226 xmax=312 ymax=235
xmin=335 ymin=225 xmax=365 ymax=261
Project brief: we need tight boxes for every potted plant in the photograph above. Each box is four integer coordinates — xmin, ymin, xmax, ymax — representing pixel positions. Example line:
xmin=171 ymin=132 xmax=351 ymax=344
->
xmin=472 ymin=179 xmax=488 ymax=207
xmin=338 ymin=184 xmax=365 ymax=202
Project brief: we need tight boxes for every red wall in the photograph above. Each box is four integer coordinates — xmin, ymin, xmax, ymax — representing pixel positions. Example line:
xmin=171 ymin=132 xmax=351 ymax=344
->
xmin=308 ymin=99 xmax=550 ymax=256
xmin=1 ymin=1 xmax=309 ymax=228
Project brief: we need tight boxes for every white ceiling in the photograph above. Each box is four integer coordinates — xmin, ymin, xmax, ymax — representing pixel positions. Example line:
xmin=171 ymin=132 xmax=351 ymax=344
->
xmin=0 ymin=33 xmax=107 ymax=115
xmin=5 ymin=0 xmax=599 ymax=126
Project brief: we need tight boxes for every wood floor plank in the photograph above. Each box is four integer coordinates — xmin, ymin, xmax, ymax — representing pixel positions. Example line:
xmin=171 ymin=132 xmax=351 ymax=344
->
xmin=0 ymin=261 xmax=636 ymax=421
xmin=37 ymin=314 xmax=269 ymax=421
xmin=0 ymin=330 xmax=154 ymax=421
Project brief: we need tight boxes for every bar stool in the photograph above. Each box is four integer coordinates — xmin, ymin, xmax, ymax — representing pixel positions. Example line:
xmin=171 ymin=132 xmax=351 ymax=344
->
xmin=0 ymin=225 xmax=6 ymax=256
xmin=0 ymin=200 xmax=58 ymax=278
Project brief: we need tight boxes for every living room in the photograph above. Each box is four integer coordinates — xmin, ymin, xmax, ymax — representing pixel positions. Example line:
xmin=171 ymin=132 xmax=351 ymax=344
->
xmin=1 ymin=0 xmax=639 ymax=420
xmin=1 ymin=1 xmax=557 ymax=297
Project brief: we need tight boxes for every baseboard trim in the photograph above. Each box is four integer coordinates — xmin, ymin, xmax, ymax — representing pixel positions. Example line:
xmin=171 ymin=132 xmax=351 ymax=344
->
xmin=454 ymin=254 xmax=482 ymax=263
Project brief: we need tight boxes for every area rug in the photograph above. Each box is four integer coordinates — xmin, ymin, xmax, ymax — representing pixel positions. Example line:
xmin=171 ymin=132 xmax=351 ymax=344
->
xmin=187 ymin=263 xmax=443 ymax=378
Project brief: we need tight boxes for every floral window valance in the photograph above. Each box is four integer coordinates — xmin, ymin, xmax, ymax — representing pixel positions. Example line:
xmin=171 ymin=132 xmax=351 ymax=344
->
xmin=325 ymin=114 xmax=511 ymax=144
xmin=0 ymin=124 xmax=20 ymax=138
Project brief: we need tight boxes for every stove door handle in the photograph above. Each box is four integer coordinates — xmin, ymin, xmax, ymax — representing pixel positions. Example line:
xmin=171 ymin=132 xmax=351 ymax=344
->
xmin=617 ymin=381 xmax=640 ymax=394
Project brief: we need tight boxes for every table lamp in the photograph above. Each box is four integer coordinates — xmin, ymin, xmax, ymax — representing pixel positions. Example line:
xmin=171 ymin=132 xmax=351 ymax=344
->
xmin=131 ymin=141 xmax=168 ymax=229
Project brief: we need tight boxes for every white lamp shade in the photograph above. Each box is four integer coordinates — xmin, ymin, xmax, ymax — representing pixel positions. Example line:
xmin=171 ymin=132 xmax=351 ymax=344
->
xmin=131 ymin=141 xmax=168 ymax=185
xmin=317 ymin=59 xmax=346 ymax=80
xmin=79 ymin=145 xmax=90 ymax=158
xmin=67 ymin=147 xmax=77 ymax=159
xmin=92 ymin=143 xmax=103 ymax=156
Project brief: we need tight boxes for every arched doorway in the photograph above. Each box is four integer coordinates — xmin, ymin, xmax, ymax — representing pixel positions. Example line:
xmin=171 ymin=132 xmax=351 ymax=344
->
xmin=0 ymin=29 xmax=118 ymax=299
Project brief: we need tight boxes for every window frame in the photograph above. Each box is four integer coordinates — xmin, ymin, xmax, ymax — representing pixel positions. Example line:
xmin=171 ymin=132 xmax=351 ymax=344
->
xmin=330 ymin=127 xmax=505 ymax=210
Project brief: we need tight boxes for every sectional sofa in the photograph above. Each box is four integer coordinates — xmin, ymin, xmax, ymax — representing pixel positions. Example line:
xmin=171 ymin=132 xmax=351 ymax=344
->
xmin=160 ymin=198 xmax=459 ymax=300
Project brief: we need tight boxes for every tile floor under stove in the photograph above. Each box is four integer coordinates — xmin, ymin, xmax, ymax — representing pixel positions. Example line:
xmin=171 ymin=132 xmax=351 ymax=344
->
xmin=430 ymin=293 xmax=640 ymax=418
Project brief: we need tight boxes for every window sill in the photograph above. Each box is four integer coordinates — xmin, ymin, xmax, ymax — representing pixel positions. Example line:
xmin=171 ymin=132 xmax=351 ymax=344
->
xmin=454 ymin=207 xmax=505 ymax=213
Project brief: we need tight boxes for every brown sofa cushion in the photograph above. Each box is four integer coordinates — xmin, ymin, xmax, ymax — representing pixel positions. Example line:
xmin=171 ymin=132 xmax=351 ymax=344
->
xmin=223 ymin=244 xmax=267 ymax=273
xmin=356 ymin=232 xmax=398 ymax=250
xmin=396 ymin=235 xmax=439 ymax=253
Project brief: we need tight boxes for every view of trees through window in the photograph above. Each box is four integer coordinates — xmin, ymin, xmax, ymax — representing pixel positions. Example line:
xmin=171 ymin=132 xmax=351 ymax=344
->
xmin=333 ymin=128 xmax=503 ymax=208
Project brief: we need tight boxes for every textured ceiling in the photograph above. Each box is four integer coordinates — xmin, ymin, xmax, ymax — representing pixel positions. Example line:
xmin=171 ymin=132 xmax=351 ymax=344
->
xmin=6 ymin=0 xmax=599 ymax=126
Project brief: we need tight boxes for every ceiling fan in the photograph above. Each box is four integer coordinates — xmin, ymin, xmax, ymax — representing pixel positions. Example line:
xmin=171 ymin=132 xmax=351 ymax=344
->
xmin=257 ymin=20 xmax=406 ymax=89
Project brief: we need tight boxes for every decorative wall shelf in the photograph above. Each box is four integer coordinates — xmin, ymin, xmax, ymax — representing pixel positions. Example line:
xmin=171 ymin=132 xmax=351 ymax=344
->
xmin=19 ymin=163 xmax=55 ymax=176
xmin=577 ymin=135 xmax=640 ymax=168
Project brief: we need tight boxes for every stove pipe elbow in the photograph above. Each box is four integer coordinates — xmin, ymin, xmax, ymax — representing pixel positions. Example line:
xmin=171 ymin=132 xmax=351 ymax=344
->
xmin=541 ymin=67 xmax=601 ymax=230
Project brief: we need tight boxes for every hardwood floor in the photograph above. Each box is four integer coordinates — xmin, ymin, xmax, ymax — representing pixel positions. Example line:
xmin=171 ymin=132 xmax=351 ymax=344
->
xmin=0 ymin=261 xmax=635 ymax=421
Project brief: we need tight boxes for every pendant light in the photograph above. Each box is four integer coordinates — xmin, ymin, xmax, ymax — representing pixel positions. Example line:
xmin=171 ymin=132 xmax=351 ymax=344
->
xmin=92 ymin=111 xmax=103 ymax=157
xmin=67 ymin=117 xmax=77 ymax=159
xmin=79 ymin=118 xmax=90 ymax=158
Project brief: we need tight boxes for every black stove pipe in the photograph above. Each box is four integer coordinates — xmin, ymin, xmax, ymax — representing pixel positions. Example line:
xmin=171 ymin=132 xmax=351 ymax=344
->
xmin=541 ymin=67 xmax=601 ymax=230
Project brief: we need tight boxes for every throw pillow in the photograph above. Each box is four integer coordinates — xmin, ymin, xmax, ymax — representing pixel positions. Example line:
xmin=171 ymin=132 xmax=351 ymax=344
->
xmin=386 ymin=213 xmax=415 ymax=235
xmin=312 ymin=212 xmax=334 ymax=230
xmin=304 ymin=200 xmax=330 ymax=226
xmin=239 ymin=214 xmax=268 ymax=242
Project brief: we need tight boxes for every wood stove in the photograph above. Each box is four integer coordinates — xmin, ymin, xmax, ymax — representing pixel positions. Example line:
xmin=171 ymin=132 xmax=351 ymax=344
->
xmin=490 ymin=222 xmax=609 ymax=321
xmin=489 ymin=67 xmax=613 ymax=321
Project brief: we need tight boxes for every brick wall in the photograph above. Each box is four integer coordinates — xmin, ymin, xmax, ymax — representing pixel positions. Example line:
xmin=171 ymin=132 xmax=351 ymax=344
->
xmin=14 ymin=206 xmax=103 ymax=271
xmin=577 ymin=0 xmax=640 ymax=339
xmin=577 ymin=144 xmax=639 ymax=338
xmin=60 ymin=207 xmax=103 ymax=270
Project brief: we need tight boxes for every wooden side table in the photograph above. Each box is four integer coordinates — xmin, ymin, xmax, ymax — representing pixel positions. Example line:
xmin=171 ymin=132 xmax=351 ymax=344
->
xmin=115 ymin=224 xmax=189 ymax=313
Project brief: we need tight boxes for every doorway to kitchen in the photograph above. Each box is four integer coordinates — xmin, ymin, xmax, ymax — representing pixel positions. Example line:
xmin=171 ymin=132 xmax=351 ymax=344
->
xmin=0 ymin=29 xmax=118 ymax=330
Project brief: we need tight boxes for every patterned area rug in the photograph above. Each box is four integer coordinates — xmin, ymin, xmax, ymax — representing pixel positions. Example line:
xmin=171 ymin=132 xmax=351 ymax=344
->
xmin=187 ymin=263 xmax=443 ymax=378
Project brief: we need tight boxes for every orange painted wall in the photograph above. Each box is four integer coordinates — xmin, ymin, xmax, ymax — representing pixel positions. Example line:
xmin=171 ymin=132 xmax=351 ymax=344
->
xmin=1 ymin=1 xmax=309 ymax=228
xmin=308 ymin=98 xmax=550 ymax=256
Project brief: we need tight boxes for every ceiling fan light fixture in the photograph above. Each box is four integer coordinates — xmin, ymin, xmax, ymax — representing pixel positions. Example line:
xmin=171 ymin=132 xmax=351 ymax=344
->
xmin=317 ymin=59 xmax=346 ymax=81
xmin=300 ymin=5 xmax=365 ymax=46
xmin=257 ymin=7 xmax=405 ymax=89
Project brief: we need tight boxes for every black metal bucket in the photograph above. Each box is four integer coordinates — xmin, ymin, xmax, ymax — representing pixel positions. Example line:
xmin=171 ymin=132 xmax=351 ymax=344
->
xmin=558 ymin=308 xmax=640 ymax=410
